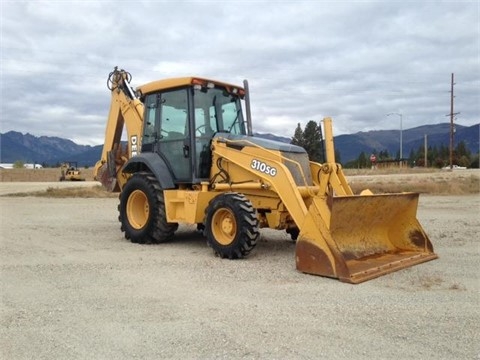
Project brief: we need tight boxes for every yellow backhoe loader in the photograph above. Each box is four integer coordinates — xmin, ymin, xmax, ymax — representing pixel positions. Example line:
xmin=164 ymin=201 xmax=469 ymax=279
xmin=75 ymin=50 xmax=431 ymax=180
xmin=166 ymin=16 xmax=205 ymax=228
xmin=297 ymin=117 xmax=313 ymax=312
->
xmin=94 ymin=67 xmax=437 ymax=283
xmin=59 ymin=162 xmax=85 ymax=181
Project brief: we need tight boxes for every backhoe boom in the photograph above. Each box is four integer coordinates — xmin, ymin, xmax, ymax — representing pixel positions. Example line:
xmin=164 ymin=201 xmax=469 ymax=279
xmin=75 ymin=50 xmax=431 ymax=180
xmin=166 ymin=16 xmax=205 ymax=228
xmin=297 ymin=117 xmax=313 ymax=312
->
xmin=94 ymin=67 xmax=144 ymax=191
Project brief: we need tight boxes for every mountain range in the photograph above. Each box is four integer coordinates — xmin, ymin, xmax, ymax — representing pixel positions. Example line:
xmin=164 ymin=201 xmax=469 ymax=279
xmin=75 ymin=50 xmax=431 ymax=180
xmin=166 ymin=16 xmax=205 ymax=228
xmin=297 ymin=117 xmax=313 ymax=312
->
xmin=1 ymin=122 xmax=479 ymax=167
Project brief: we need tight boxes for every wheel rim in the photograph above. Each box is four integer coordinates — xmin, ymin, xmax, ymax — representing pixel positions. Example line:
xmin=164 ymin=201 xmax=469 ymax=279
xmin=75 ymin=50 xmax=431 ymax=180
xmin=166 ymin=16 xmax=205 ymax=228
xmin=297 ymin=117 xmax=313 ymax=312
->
xmin=127 ymin=190 xmax=149 ymax=230
xmin=211 ymin=208 xmax=236 ymax=245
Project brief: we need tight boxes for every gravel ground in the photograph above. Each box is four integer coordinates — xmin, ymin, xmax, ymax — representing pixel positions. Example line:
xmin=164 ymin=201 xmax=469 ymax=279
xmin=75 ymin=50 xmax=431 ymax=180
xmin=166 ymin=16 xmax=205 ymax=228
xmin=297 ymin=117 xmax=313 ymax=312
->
xmin=0 ymin=184 xmax=479 ymax=359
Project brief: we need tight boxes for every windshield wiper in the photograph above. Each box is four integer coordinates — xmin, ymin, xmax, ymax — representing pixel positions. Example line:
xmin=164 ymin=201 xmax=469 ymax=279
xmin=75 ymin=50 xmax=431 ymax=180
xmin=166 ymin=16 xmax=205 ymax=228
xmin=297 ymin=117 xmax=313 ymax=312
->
xmin=227 ymin=108 xmax=242 ymax=133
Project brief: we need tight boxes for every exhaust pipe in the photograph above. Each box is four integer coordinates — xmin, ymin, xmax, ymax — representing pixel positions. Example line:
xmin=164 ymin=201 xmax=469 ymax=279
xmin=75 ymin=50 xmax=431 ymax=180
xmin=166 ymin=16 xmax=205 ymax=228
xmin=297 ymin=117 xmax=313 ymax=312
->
xmin=243 ymin=79 xmax=253 ymax=136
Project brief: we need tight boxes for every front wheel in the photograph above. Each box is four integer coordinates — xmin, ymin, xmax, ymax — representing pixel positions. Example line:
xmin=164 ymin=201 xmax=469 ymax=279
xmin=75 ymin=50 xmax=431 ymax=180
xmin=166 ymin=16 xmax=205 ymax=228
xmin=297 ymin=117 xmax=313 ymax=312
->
xmin=204 ymin=193 xmax=259 ymax=259
xmin=118 ymin=172 xmax=178 ymax=244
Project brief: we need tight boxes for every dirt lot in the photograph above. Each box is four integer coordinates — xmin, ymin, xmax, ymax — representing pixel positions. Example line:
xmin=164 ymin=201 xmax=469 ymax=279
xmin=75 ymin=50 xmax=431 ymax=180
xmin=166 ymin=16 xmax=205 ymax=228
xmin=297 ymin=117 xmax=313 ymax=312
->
xmin=0 ymin=173 xmax=479 ymax=359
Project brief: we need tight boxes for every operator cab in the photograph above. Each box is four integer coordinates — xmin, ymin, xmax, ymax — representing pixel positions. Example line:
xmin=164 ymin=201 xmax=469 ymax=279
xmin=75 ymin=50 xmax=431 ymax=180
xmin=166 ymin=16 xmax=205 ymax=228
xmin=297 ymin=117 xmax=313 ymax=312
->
xmin=139 ymin=78 xmax=247 ymax=184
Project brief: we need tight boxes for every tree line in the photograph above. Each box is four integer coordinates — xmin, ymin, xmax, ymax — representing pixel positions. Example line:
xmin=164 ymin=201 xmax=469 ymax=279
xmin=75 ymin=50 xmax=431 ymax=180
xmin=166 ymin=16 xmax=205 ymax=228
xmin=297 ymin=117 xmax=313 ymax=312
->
xmin=344 ymin=141 xmax=478 ymax=169
xmin=290 ymin=121 xmax=479 ymax=169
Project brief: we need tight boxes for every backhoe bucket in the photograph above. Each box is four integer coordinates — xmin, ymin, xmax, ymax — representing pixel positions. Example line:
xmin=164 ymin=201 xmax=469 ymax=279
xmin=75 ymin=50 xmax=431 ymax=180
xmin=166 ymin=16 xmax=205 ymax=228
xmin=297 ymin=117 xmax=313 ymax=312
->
xmin=296 ymin=193 xmax=438 ymax=283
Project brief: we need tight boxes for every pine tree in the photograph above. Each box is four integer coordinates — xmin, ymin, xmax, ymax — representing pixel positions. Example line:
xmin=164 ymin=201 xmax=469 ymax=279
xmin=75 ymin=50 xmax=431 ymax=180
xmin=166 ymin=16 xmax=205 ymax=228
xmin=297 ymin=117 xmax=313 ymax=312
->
xmin=409 ymin=148 xmax=416 ymax=164
xmin=290 ymin=121 xmax=324 ymax=162
xmin=302 ymin=120 xmax=324 ymax=162
xmin=291 ymin=123 xmax=304 ymax=147
xmin=456 ymin=141 xmax=470 ymax=158
xmin=358 ymin=151 xmax=367 ymax=168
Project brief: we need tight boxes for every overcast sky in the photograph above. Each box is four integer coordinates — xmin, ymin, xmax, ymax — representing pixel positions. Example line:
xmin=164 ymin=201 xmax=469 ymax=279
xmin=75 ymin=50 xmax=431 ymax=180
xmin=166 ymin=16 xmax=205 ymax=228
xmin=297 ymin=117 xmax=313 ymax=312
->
xmin=1 ymin=0 xmax=479 ymax=145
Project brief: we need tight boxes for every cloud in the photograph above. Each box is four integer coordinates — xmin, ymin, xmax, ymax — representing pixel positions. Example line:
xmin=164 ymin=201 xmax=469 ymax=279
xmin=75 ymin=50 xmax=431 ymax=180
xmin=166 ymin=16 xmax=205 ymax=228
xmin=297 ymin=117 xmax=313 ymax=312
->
xmin=1 ymin=0 xmax=478 ymax=146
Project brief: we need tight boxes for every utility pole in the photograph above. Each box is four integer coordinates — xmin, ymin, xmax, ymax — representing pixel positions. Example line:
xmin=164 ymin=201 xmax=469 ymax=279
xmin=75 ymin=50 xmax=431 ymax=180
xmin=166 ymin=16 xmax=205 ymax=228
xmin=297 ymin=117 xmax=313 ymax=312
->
xmin=450 ymin=73 xmax=454 ymax=170
xmin=447 ymin=73 xmax=460 ymax=170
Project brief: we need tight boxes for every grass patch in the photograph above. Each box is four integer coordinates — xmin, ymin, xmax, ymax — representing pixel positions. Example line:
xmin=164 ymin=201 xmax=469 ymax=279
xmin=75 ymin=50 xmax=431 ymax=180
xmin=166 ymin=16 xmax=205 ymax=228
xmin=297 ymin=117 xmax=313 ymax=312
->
xmin=344 ymin=168 xmax=433 ymax=176
xmin=0 ymin=168 xmax=94 ymax=182
xmin=3 ymin=170 xmax=479 ymax=197
xmin=350 ymin=175 xmax=479 ymax=195
xmin=5 ymin=186 xmax=118 ymax=198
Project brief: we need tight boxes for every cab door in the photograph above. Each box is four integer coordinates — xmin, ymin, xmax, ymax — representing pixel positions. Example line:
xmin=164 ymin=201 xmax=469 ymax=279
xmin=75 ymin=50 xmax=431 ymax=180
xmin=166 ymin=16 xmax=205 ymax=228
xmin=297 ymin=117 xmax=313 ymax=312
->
xmin=143 ymin=88 xmax=191 ymax=182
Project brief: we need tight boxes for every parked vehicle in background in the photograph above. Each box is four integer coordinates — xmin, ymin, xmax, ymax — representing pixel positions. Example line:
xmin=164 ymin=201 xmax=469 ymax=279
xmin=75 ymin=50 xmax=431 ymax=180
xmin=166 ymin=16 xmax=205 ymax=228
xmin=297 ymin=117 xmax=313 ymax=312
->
xmin=0 ymin=163 xmax=42 ymax=169
xmin=442 ymin=165 xmax=467 ymax=170
xmin=59 ymin=162 xmax=85 ymax=181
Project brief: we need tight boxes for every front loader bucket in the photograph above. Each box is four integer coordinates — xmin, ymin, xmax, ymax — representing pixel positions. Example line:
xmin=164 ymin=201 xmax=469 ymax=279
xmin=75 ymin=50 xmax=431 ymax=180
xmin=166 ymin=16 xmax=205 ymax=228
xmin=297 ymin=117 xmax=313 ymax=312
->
xmin=296 ymin=193 xmax=438 ymax=283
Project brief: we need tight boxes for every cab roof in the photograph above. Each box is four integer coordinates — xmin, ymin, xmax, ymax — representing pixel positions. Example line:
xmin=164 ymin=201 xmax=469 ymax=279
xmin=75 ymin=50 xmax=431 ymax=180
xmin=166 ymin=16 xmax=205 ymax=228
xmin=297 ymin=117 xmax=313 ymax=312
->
xmin=137 ymin=77 xmax=245 ymax=96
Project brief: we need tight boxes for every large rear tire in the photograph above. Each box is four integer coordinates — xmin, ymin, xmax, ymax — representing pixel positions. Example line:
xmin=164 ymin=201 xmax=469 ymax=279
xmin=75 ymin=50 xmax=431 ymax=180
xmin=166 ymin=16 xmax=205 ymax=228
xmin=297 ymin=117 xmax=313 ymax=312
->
xmin=204 ymin=193 xmax=259 ymax=259
xmin=118 ymin=172 xmax=178 ymax=244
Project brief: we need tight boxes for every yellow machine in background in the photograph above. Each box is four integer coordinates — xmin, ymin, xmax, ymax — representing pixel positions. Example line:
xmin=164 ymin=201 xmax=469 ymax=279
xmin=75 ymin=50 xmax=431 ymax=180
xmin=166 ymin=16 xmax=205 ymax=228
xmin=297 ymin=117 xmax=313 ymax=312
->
xmin=94 ymin=67 xmax=437 ymax=283
xmin=59 ymin=162 xmax=85 ymax=181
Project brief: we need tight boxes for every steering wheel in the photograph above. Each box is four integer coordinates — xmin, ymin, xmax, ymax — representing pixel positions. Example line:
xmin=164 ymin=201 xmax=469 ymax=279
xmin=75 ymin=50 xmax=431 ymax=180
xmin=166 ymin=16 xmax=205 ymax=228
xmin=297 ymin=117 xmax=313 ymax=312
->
xmin=195 ymin=124 xmax=206 ymax=136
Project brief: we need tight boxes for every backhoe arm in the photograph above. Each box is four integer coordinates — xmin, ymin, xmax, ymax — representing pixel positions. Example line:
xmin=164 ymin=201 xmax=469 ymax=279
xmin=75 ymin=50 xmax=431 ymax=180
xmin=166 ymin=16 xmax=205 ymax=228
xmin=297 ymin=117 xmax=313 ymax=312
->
xmin=94 ymin=67 xmax=145 ymax=191
xmin=315 ymin=117 xmax=354 ymax=196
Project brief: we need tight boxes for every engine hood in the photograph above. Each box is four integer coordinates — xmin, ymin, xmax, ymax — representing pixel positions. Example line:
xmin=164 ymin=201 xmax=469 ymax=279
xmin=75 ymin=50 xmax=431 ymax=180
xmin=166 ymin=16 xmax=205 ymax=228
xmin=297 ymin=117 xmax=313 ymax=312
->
xmin=214 ymin=133 xmax=307 ymax=154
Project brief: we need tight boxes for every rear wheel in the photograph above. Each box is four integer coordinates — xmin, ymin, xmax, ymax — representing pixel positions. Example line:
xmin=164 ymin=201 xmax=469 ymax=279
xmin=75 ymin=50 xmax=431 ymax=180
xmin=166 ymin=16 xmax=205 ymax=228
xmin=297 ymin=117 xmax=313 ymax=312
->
xmin=204 ymin=193 xmax=259 ymax=259
xmin=118 ymin=172 xmax=178 ymax=244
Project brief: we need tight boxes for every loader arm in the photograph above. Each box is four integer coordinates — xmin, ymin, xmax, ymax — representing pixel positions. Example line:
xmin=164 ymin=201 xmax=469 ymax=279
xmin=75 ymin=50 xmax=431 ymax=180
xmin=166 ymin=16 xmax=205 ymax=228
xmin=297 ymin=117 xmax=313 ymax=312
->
xmin=94 ymin=67 xmax=145 ymax=191
xmin=212 ymin=137 xmax=311 ymax=228
xmin=311 ymin=118 xmax=353 ymax=196
xmin=210 ymin=117 xmax=437 ymax=284
xmin=210 ymin=118 xmax=354 ymax=225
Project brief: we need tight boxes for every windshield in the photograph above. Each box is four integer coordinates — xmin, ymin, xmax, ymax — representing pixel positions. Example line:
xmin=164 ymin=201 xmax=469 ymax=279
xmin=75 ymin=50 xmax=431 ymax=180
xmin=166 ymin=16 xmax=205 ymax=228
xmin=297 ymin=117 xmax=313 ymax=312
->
xmin=193 ymin=87 xmax=246 ymax=136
